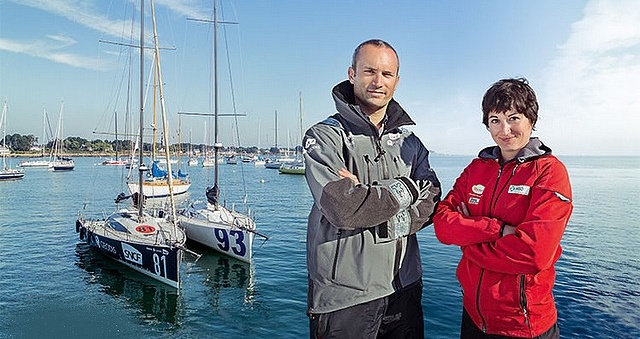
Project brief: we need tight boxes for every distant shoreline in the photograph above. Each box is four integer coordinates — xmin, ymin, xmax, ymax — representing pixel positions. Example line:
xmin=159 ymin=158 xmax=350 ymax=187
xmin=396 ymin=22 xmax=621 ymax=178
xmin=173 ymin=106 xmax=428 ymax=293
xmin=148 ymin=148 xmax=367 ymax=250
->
xmin=8 ymin=152 xmax=134 ymax=158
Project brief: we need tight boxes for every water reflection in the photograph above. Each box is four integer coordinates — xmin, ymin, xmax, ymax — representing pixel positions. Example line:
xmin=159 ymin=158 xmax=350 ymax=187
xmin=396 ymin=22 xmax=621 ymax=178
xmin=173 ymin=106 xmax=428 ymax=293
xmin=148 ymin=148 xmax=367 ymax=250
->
xmin=75 ymin=243 xmax=183 ymax=325
xmin=185 ymin=242 xmax=255 ymax=306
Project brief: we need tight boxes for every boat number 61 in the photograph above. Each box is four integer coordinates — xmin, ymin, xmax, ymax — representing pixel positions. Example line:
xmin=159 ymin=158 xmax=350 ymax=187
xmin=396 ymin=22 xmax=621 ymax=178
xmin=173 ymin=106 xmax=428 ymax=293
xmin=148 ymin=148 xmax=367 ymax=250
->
xmin=214 ymin=229 xmax=246 ymax=256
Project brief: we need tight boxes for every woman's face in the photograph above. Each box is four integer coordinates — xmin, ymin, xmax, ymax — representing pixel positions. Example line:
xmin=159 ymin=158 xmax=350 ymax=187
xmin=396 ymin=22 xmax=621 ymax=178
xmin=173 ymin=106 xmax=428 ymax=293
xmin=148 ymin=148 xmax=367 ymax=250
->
xmin=487 ymin=110 xmax=533 ymax=161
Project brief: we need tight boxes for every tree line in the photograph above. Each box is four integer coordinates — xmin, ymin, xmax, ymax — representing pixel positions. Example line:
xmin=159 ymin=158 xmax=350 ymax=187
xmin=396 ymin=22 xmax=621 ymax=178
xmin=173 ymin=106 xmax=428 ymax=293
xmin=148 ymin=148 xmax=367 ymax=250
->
xmin=1 ymin=134 xmax=128 ymax=153
xmin=1 ymin=133 xmax=280 ymax=155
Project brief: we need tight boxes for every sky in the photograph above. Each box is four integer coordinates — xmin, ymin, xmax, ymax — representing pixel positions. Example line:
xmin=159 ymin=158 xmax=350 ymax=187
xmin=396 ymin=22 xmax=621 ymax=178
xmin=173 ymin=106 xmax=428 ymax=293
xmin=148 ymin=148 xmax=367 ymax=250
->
xmin=1 ymin=0 xmax=639 ymax=156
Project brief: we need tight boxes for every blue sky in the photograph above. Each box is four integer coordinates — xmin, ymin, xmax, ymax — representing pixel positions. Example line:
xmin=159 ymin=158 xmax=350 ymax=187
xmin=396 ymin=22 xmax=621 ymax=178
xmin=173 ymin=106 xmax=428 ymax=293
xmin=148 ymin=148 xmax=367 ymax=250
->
xmin=1 ymin=0 xmax=639 ymax=156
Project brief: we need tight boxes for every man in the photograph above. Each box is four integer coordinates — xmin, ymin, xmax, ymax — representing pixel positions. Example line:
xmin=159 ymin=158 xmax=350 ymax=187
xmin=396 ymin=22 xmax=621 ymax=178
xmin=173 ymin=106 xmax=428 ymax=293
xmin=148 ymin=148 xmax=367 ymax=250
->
xmin=303 ymin=39 xmax=441 ymax=338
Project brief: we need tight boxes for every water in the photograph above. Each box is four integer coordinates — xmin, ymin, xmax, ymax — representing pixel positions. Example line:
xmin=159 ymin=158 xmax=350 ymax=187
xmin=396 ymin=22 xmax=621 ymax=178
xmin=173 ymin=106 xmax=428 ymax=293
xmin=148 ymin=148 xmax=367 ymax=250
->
xmin=0 ymin=155 xmax=638 ymax=338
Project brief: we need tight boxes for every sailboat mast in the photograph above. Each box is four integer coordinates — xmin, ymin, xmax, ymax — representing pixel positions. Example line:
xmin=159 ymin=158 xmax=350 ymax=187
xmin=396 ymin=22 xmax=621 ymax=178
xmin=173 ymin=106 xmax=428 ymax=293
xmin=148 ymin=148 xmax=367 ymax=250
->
xmin=212 ymin=0 xmax=220 ymax=206
xmin=114 ymin=110 xmax=119 ymax=160
xmin=41 ymin=109 xmax=46 ymax=158
xmin=150 ymin=0 xmax=178 ymax=224
xmin=299 ymin=91 xmax=303 ymax=153
xmin=1 ymin=102 xmax=6 ymax=170
xmin=137 ymin=0 xmax=145 ymax=219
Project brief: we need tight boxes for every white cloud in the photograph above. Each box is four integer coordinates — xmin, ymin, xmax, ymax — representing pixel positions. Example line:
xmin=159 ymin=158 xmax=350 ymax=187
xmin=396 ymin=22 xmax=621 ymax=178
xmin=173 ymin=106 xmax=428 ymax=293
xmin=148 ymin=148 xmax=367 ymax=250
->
xmin=541 ymin=0 xmax=640 ymax=155
xmin=0 ymin=37 xmax=111 ymax=71
xmin=2 ymin=0 xmax=204 ymax=71
xmin=46 ymin=34 xmax=77 ymax=47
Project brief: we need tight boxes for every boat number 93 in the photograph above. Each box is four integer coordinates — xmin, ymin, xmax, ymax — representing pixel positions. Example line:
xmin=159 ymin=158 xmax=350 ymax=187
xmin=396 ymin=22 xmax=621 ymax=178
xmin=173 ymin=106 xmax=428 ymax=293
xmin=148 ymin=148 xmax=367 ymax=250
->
xmin=214 ymin=229 xmax=246 ymax=256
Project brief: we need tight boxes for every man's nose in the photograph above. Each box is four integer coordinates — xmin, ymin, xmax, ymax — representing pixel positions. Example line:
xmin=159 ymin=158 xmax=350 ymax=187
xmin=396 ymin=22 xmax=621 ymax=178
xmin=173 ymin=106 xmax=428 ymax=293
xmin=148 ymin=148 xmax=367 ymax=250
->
xmin=371 ymin=72 xmax=383 ymax=86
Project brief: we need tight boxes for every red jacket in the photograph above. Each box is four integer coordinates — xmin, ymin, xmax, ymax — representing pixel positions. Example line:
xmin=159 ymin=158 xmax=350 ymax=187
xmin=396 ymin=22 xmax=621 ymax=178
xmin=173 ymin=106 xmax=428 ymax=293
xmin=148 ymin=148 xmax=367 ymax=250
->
xmin=433 ymin=139 xmax=573 ymax=337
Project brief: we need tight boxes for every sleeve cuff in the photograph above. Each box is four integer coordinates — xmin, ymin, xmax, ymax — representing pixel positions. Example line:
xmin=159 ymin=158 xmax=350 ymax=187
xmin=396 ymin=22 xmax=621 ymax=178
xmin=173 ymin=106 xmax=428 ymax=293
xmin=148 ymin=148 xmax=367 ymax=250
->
xmin=388 ymin=177 xmax=418 ymax=209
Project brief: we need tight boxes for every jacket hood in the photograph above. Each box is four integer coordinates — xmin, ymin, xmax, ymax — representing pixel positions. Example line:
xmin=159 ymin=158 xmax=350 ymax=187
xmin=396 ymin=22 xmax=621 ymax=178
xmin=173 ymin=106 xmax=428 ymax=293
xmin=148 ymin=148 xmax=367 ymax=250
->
xmin=331 ymin=80 xmax=415 ymax=132
xmin=478 ymin=137 xmax=552 ymax=163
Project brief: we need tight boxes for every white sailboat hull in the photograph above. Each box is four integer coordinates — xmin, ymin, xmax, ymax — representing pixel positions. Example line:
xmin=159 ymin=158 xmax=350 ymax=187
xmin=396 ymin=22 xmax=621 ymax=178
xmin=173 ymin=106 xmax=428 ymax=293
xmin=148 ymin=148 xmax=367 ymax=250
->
xmin=19 ymin=159 xmax=51 ymax=167
xmin=179 ymin=202 xmax=255 ymax=263
xmin=127 ymin=179 xmax=191 ymax=198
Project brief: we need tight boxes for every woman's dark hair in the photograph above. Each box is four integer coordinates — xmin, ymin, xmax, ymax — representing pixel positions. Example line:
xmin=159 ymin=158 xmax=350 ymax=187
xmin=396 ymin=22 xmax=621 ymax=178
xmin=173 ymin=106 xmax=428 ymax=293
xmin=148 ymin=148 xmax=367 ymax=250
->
xmin=482 ymin=78 xmax=539 ymax=128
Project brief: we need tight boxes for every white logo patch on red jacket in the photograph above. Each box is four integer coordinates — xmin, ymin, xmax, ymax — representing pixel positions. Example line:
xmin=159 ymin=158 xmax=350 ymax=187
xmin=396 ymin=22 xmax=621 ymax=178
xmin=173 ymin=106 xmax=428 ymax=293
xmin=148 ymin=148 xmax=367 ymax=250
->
xmin=508 ymin=185 xmax=530 ymax=195
xmin=468 ymin=184 xmax=485 ymax=205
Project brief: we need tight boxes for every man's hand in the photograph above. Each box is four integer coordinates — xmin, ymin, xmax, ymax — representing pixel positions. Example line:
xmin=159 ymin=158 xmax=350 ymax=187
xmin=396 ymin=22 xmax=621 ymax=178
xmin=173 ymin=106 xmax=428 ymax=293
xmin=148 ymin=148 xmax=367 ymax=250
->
xmin=338 ymin=167 xmax=359 ymax=185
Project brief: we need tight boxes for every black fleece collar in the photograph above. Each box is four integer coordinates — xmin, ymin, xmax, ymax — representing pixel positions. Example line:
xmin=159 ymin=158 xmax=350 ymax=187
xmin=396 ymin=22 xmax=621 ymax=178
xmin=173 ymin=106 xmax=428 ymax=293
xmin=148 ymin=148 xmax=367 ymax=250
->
xmin=331 ymin=80 xmax=415 ymax=133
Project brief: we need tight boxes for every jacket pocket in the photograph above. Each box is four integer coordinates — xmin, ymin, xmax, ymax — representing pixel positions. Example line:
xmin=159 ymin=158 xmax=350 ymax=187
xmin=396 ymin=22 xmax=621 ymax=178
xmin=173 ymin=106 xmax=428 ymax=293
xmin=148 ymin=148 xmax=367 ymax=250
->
xmin=331 ymin=230 xmax=342 ymax=280
xmin=520 ymin=275 xmax=533 ymax=336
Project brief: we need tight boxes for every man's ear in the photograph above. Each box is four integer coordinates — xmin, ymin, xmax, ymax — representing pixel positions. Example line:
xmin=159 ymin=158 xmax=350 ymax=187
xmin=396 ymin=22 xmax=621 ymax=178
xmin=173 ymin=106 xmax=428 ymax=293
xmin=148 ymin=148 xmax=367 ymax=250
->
xmin=348 ymin=66 xmax=355 ymax=84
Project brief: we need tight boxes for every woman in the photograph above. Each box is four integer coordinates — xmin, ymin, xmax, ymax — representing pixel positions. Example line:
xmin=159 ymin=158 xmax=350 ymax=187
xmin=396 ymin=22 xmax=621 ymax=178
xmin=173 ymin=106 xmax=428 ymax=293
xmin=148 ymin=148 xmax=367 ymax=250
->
xmin=433 ymin=78 xmax=573 ymax=338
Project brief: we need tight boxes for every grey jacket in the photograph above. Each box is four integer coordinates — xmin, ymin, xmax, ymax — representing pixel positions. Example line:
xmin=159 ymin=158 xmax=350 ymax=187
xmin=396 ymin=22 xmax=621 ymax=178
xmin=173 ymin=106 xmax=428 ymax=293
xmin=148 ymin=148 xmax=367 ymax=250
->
xmin=303 ymin=80 xmax=441 ymax=314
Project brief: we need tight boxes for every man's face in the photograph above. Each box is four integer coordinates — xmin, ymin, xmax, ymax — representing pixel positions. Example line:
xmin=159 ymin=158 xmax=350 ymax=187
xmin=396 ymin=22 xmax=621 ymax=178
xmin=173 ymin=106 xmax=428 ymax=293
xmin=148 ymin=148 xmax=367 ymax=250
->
xmin=348 ymin=45 xmax=400 ymax=116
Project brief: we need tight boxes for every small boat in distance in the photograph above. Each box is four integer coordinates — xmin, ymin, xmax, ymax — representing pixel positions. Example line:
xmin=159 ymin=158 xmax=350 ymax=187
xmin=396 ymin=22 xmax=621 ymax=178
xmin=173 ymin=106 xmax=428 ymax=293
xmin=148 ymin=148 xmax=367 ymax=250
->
xmin=278 ymin=92 xmax=305 ymax=175
xmin=19 ymin=159 xmax=51 ymax=168
xmin=19 ymin=109 xmax=51 ymax=168
xmin=0 ymin=101 xmax=25 ymax=181
xmin=278 ymin=160 xmax=305 ymax=175
xmin=48 ymin=101 xmax=74 ymax=172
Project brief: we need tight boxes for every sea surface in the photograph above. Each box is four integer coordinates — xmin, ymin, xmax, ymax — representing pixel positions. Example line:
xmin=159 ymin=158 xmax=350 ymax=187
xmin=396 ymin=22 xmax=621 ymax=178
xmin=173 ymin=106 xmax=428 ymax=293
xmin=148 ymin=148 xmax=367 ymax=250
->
xmin=0 ymin=155 xmax=638 ymax=338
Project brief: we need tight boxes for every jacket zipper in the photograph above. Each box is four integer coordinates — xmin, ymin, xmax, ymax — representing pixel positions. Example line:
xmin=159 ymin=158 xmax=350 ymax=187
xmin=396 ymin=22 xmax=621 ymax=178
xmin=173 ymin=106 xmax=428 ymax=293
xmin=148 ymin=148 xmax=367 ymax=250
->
xmin=489 ymin=163 xmax=520 ymax=215
xmin=488 ymin=165 xmax=503 ymax=217
xmin=331 ymin=230 xmax=342 ymax=279
xmin=520 ymin=275 xmax=534 ymax=336
xmin=476 ymin=269 xmax=487 ymax=332
xmin=363 ymin=155 xmax=373 ymax=182
xmin=374 ymin=138 xmax=389 ymax=179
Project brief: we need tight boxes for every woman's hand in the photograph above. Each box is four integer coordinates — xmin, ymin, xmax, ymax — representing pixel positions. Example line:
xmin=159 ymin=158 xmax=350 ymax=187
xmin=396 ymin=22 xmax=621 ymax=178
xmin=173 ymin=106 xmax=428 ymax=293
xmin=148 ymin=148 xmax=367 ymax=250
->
xmin=457 ymin=201 xmax=516 ymax=236
xmin=502 ymin=225 xmax=516 ymax=236
xmin=456 ymin=201 xmax=470 ymax=217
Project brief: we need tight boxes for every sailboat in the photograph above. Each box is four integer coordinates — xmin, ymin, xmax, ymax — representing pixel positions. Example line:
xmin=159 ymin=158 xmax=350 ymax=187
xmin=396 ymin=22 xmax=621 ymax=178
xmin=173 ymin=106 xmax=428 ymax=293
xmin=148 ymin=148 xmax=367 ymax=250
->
xmin=126 ymin=17 xmax=191 ymax=198
xmin=201 ymin=121 xmax=218 ymax=167
xmin=0 ymin=101 xmax=25 ymax=180
xmin=279 ymin=92 xmax=305 ymax=175
xmin=187 ymin=128 xmax=198 ymax=166
xmin=178 ymin=0 xmax=266 ymax=263
xmin=76 ymin=0 xmax=187 ymax=288
xmin=48 ymin=101 xmax=75 ymax=171
xmin=99 ymin=111 xmax=128 ymax=166
xmin=19 ymin=109 xmax=51 ymax=168
xmin=264 ymin=110 xmax=295 ymax=169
